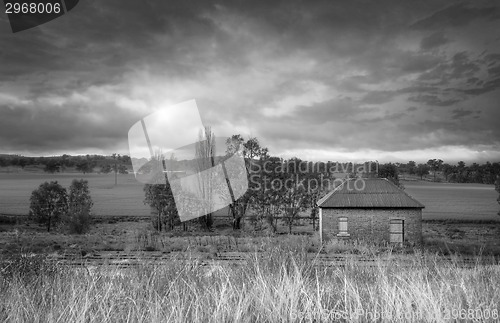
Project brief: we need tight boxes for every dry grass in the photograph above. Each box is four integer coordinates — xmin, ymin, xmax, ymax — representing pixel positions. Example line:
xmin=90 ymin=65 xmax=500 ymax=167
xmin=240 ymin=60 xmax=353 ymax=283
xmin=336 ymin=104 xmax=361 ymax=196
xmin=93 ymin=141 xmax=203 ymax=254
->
xmin=133 ymin=230 xmax=317 ymax=254
xmin=0 ymin=172 xmax=150 ymax=216
xmin=1 ymin=248 xmax=499 ymax=322
xmin=403 ymin=180 xmax=499 ymax=221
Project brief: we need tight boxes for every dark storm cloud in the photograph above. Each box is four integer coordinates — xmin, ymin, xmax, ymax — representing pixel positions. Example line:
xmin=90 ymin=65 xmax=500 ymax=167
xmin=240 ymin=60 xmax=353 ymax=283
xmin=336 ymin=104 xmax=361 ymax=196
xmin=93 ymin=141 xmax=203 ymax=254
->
xmin=0 ymin=0 xmax=218 ymax=79
xmin=458 ymin=77 xmax=500 ymax=95
xmin=410 ymin=2 xmax=500 ymax=30
xmin=399 ymin=117 xmax=500 ymax=148
xmin=361 ymin=91 xmax=398 ymax=105
xmin=451 ymin=108 xmax=474 ymax=119
xmin=284 ymin=98 xmax=378 ymax=125
xmin=417 ymin=52 xmax=481 ymax=83
xmin=408 ymin=50 xmax=500 ymax=107
xmin=487 ymin=65 xmax=500 ymax=77
xmin=0 ymin=0 xmax=499 ymax=161
xmin=408 ymin=94 xmax=461 ymax=106
xmin=0 ymin=102 xmax=143 ymax=154
xmin=420 ymin=32 xmax=449 ymax=50
xmin=0 ymin=0 xmax=223 ymax=154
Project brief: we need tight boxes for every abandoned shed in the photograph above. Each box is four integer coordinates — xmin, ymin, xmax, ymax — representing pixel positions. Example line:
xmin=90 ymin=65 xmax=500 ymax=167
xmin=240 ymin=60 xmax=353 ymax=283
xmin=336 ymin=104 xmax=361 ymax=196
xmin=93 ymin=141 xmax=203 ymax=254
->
xmin=317 ymin=178 xmax=424 ymax=246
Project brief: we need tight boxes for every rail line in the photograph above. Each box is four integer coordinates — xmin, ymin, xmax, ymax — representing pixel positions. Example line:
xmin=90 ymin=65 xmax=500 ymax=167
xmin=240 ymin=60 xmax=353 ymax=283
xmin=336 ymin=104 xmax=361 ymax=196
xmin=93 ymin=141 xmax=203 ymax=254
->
xmin=35 ymin=251 xmax=499 ymax=269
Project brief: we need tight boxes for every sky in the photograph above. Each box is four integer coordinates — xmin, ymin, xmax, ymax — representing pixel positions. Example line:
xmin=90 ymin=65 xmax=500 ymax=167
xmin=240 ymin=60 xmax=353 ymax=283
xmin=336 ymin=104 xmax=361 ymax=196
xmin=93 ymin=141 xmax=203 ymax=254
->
xmin=1 ymin=0 xmax=500 ymax=164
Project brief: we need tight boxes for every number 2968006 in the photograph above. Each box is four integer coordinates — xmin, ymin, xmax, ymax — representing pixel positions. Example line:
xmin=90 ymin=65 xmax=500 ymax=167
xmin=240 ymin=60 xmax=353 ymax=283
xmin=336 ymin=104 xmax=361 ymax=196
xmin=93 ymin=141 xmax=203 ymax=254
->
xmin=5 ymin=2 xmax=62 ymax=14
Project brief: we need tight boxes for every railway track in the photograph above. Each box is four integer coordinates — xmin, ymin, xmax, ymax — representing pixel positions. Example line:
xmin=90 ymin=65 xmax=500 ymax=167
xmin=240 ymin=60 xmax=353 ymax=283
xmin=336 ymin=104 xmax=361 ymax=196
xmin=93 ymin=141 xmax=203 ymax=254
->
xmin=39 ymin=251 xmax=499 ymax=269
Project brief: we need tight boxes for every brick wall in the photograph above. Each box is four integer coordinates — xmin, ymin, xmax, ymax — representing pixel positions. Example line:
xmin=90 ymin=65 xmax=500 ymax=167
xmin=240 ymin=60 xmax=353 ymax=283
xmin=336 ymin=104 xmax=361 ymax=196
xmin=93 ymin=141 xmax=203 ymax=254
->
xmin=321 ymin=208 xmax=422 ymax=246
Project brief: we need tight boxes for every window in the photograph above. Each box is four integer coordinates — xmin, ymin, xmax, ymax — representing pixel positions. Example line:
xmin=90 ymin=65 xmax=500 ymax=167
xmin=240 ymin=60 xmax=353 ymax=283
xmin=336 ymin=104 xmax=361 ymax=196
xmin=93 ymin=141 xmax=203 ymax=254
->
xmin=390 ymin=219 xmax=404 ymax=243
xmin=337 ymin=217 xmax=349 ymax=236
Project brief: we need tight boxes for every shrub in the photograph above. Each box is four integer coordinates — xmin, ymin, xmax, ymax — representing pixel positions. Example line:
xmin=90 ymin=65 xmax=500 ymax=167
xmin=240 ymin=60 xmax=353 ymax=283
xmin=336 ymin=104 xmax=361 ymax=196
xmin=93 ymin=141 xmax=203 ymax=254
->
xmin=66 ymin=179 xmax=93 ymax=234
xmin=29 ymin=181 xmax=68 ymax=232
xmin=144 ymin=179 xmax=179 ymax=232
xmin=324 ymin=239 xmax=353 ymax=254
xmin=67 ymin=205 xmax=92 ymax=234
xmin=135 ymin=230 xmax=161 ymax=251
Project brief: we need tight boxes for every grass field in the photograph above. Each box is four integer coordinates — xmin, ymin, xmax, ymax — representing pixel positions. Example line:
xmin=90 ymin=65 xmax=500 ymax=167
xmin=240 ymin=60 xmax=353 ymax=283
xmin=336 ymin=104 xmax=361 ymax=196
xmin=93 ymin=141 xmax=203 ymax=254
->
xmin=1 ymin=171 xmax=498 ymax=221
xmin=1 ymin=171 xmax=499 ymax=322
xmin=1 ymin=246 xmax=499 ymax=322
xmin=403 ymin=181 xmax=499 ymax=221
xmin=0 ymin=172 xmax=151 ymax=217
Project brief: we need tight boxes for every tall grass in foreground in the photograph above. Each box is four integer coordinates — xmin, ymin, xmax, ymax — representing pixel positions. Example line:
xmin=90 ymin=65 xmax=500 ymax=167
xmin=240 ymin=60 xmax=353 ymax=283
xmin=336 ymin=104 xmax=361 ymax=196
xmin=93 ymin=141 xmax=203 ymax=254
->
xmin=1 ymin=249 xmax=499 ymax=322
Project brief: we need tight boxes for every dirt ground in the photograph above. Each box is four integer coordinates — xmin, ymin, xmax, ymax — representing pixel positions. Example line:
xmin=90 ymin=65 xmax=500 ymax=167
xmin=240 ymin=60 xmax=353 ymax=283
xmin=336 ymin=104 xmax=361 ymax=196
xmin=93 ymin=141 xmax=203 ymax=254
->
xmin=1 ymin=216 xmax=499 ymax=258
xmin=422 ymin=220 xmax=500 ymax=254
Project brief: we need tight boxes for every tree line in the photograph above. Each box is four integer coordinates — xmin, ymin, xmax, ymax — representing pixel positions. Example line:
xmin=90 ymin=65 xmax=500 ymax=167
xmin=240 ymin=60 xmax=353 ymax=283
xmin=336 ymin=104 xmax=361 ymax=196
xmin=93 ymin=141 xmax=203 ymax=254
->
xmin=19 ymin=137 xmax=500 ymax=233
xmin=143 ymin=132 xmax=500 ymax=232
xmin=143 ymin=132 xmax=388 ymax=233
xmin=0 ymin=154 xmax=131 ymax=174
xmin=398 ymin=159 xmax=500 ymax=184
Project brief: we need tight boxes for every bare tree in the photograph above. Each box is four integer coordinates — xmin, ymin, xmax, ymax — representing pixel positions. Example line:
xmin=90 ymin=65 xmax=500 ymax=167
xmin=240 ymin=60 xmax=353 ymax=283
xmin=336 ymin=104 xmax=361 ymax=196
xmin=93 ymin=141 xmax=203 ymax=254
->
xmin=195 ymin=126 xmax=216 ymax=230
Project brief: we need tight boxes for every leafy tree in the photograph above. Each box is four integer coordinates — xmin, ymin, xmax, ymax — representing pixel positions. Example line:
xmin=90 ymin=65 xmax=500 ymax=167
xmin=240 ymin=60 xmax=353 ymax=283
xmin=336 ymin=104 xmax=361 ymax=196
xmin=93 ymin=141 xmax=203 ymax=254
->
xmin=112 ymin=153 xmax=120 ymax=185
xmin=120 ymin=155 xmax=131 ymax=164
xmin=145 ymin=183 xmax=169 ymax=231
xmin=144 ymin=179 xmax=179 ymax=231
xmin=407 ymin=161 xmax=416 ymax=175
xmin=482 ymin=161 xmax=496 ymax=184
xmin=10 ymin=156 xmax=20 ymax=167
xmin=29 ymin=181 xmax=68 ymax=232
xmin=427 ymin=159 xmax=443 ymax=182
xmin=416 ymin=163 xmax=430 ymax=180
xmin=307 ymin=163 xmax=331 ymax=231
xmin=442 ymin=163 xmax=454 ymax=182
xmin=225 ymin=135 xmax=270 ymax=230
xmin=495 ymin=175 xmax=500 ymax=217
xmin=37 ymin=156 xmax=46 ymax=166
xmin=378 ymin=162 xmax=403 ymax=188
xmin=469 ymin=162 xmax=483 ymax=183
xmin=44 ymin=159 xmax=61 ymax=173
xmin=61 ymin=154 xmax=75 ymax=168
xmin=100 ymin=164 xmax=112 ymax=174
xmin=452 ymin=161 xmax=469 ymax=183
xmin=117 ymin=165 xmax=128 ymax=174
xmin=18 ymin=157 xmax=30 ymax=169
xmin=245 ymin=156 xmax=326 ymax=233
xmin=249 ymin=155 xmax=285 ymax=232
xmin=281 ymin=158 xmax=321 ymax=234
xmin=143 ymin=155 xmax=179 ymax=231
xmin=76 ymin=160 xmax=94 ymax=174
xmin=67 ymin=179 xmax=93 ymax=233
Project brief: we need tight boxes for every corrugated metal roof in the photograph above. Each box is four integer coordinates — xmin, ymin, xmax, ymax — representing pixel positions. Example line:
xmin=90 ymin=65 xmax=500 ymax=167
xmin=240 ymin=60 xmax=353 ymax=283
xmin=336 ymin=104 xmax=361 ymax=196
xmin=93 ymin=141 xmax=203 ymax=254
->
xmin=317 ymin=178 xmax=424 ymax=208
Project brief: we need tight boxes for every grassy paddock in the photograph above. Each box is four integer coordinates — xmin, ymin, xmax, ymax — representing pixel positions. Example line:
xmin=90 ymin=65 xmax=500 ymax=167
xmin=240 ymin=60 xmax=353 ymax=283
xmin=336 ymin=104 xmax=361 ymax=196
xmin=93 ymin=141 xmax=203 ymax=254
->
xmin=403 ymin=181 xmax=499 ymax=221
xmin=1 ymin=248 xmax=499 ymax=322
xmin=0 ymin=172 xmax=150 ymax=216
